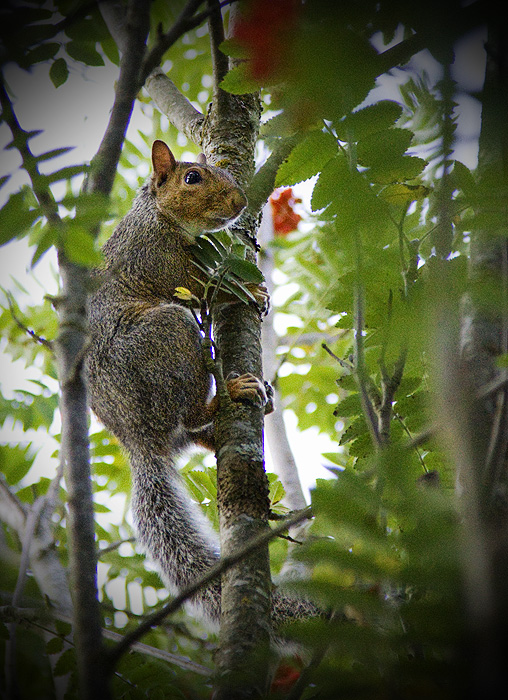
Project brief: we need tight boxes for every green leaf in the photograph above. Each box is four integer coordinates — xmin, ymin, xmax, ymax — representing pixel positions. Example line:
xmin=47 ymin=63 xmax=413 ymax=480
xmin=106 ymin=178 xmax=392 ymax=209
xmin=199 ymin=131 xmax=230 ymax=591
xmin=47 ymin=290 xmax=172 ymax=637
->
xmin=191 ymin=237 xmax=225 ymax=267
xmin=334 ymin=393 xmax=362 ymax=418
xmin=53 ymin=648 xmax=76 ymax=676
xmin=206 ymin=232 xmax=230 ymax=257
xmin=46 ymin=636 xmax=64 ymax=655
xmin=54 ymin=619 xmax=72 ymax=637
xmin=336 ymin=101 xmax=404 ymax=142
xmin=63 ymin=225 xmax=102 ymax=266
xmin=227 ymin=256 xmax=264 ymax=283
xmin=276 ymin=130 xmax=337 ymax=187
xmin=311 ymin=154 xmax=377 ymax=217
xmin=268 ymin=473 xmax=286 ymax=506
xmin=23 ymin=42 xmax=60 ymax=66
xmin=0 ymin=444 xmax=34 ymax=485
xmin=30 ymin=222 xmax=57 ymax=267
xmin=450 ymin=159 xmax=476 ymax=198
xmin=35 ymin=146 xmax=74 ymax=163
xmin=220 ymin=64 xmax=261 ymax=95
xmin=93 ymin=502 xmax=111 ymax=514
xmin=49 ymin=58 xmax=69 ymax=88
xmin=369 ymin=155 xmax=427 ymax=185
xmin=357 ymin=128 xmax=413 ymax=167
xmin=65 ymin=17 xmax=110 ymax=42
xmin=100 ymin=37 xmax=120 ymax=66
xmin=45 ymin=164 xmax=88 ymax=184
xmin=219 ymin=38 xmax=249 ymax=59
xmin=215 ymin=275 xmax=257 ymax=305
xmin=0 ymin=191 xmax=40 ymax=246
xmin=65 ymin=41 xmax=105 ymax=67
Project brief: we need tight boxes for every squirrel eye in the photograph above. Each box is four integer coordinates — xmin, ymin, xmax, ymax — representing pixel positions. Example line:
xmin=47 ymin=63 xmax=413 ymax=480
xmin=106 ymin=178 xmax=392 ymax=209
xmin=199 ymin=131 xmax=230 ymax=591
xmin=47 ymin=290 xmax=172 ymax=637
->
xmin=184 ymin=170 xmax=202 ymax=185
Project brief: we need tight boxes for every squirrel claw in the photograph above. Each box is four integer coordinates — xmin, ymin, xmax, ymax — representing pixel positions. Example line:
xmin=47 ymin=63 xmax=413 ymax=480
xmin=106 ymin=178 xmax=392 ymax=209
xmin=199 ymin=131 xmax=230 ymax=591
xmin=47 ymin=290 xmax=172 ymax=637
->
xmin=226 ymin=372 xmax=268 ymax=407
xmin=246 ymin=282 xmax=270 ymax=316
xmin=264 ymin=380 xmax=275 ymax=415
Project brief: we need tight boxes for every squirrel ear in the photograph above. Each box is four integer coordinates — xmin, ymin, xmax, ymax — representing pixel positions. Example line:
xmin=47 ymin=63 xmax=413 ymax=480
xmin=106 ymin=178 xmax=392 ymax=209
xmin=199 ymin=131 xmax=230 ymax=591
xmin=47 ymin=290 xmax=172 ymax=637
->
xmin=196 ymin=153 xmax=207 ymax=165
xmin=152 ymin=140 xmax=176 ymax=185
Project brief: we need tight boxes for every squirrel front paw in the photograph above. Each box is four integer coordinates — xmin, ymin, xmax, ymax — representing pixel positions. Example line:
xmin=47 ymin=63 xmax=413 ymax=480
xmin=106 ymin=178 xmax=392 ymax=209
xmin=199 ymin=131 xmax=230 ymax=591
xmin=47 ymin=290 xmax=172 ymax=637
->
xmin=226 ymin=372 xmax=269 ymax=408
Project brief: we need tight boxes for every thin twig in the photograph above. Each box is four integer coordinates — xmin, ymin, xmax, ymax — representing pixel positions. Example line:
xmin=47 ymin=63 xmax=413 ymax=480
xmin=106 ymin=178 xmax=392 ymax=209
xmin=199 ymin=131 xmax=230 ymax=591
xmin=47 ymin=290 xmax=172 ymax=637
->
xmin=105 ymin=507 xmax=313 ymax=669
xmin=140 ymin=0 xmax=207 ymax=82
xmin=97 ymin=537 xmax=136 ymax=558
xmin=5 ymin=293 xmax=53 ymax=350
xmin=207 ymin=0 xmax=229 ymax=119
xmin=354 ymin=283 xmax=382 ymax=447
xmin=321 ymin=342 xmax=354 ymax=372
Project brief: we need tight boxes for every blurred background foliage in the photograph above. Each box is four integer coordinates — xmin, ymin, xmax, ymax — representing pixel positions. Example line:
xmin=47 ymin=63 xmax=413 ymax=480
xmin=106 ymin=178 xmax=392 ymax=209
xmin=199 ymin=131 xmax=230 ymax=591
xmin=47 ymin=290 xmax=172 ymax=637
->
xmin=1 ymin=0 xmax=505 ymax=697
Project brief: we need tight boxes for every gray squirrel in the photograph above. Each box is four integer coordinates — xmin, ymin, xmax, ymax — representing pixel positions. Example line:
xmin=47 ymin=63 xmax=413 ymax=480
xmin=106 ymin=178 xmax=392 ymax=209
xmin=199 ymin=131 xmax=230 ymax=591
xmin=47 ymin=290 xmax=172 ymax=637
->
xmin=86 ymin=140 xmax=316 ymax=624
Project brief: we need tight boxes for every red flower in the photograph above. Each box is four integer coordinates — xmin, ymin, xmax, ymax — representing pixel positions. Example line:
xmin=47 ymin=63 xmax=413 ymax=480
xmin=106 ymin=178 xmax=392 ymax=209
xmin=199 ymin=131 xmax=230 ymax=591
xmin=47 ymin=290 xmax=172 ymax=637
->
xmin=234 ymin=0 xmax=301 ymax=81
xmin=270 ymin=661 xmax=301 ymax=694
xmin=270 ymin=188 xmax=302 ymax=235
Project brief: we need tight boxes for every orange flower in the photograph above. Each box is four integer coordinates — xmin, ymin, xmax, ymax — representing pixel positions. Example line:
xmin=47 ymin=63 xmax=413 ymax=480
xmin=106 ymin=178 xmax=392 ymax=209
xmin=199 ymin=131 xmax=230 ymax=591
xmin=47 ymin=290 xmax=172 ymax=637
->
xmin=234 ymin=0 xmax=301 ymax=81
xmin=269 ymin=188 xmax=302 ymax=235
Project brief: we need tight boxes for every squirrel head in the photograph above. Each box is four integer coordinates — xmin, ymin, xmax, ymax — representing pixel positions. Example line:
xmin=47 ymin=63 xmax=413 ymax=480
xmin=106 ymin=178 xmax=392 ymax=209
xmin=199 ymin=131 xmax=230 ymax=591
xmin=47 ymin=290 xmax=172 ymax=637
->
xmin=150 ymin=140 xmax=247 ymax=239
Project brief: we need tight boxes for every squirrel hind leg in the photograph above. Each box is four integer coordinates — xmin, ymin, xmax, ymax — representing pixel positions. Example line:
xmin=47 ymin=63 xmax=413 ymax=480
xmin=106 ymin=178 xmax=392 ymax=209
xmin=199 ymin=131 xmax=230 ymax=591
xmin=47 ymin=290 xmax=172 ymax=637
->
xmin=187 ymin=422 xmax=216 ymax=451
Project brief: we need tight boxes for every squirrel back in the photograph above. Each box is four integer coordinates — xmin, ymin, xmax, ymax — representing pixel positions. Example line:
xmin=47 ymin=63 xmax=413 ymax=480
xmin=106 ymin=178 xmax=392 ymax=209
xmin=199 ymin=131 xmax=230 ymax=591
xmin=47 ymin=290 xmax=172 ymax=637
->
xmin=86 ymin=141 xmax=317 ymax=625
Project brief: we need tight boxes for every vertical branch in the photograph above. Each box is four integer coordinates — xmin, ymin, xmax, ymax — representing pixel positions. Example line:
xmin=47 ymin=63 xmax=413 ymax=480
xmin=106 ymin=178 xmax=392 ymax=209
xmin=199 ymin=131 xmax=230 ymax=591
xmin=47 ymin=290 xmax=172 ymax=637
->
xmin=204 ymin=4 xmax=272 ymax=698
xmin=258 ymin=205 xmax=308 ymax=513
xmin=2 ymin=1 xmax=150 ymax=697
xmin=456 ymin=13 xmax=508 ymax=693
xmin=54 ymin=257 xmax=110 ymax=700
xmin=90 ymin=0 xmax=151 ymax=196
xmin=59 ymin=3 xmax=150 ymax=697
xmin=432 ymin=64 xmax=456 ymax=259
xmin=208 ymin=0 xmax=229 ymax=96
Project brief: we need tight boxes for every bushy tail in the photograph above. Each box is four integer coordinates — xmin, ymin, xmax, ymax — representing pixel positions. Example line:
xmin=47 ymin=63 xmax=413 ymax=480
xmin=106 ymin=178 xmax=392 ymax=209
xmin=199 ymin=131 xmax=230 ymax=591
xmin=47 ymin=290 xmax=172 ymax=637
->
xmin=130 ymin=449 xmax=320 ymax=625
xmin=130 ymin=450 xmax=222 ymax=621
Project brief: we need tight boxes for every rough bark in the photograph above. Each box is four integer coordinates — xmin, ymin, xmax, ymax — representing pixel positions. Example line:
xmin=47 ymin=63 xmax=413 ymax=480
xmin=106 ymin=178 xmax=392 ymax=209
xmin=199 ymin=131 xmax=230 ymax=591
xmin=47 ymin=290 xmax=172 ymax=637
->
xmin=53 ymin=257 xmax=111 ymax=700
xmin=52 ymin=4 xmax=152 ymax=697
xmin=200 ymin=6 xmax=274 ymax=697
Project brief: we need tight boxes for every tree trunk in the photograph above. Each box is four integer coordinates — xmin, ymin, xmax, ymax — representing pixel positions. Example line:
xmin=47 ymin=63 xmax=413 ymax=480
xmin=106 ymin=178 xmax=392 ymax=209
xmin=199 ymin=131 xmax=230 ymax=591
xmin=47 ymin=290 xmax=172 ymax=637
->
xmin=202 ymin=5 xmax=273 ymax=697
xmin=458 ymin=13 xmax=508 ymax=696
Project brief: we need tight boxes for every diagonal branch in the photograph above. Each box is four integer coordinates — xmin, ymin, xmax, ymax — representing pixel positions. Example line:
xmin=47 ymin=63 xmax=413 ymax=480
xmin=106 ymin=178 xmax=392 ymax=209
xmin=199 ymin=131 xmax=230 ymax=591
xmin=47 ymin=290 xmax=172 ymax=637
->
xmin=0 ymin=80 xmax=62 ymax=227
xmin=144 ymin=68 xmax=205 ymax=142
xmin=105 ymin=507 xmax=312 ymax=669
xmin=89 ymin=0 xmax=151 ymax=196
xmin=247 ymin=135 xmax=301 ymax=215
xmin=140 ymin=0 xmax=207 ymax=82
